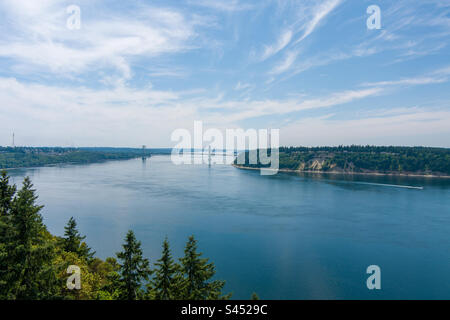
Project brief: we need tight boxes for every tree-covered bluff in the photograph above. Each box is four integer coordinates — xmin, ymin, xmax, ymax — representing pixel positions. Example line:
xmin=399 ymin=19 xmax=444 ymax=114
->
xmin=235 ymin=146 xmax=450 ymax=176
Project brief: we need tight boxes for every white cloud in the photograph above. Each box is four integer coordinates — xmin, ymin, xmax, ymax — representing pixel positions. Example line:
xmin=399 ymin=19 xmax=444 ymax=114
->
xmin=266 ymin=0 xmax=343 ymax=76
xmin=433 ymin=65 xmax=450 ymax=76
xmin=270 ymin=50 xmax=299 ymax=75
xmin=362 ymin=67 xmax=450 ymax=87
xmin=0 ymin=74 xmax=384 ymax=146
xmin=148 ymin=67 xmax=188 ymax=78
xmin=0 ymin=0 xmax=200 ymax=81
xmin=0 ymin=77 xmax=197 ymax=147
xmin=187 ymin=0 xmax=254 ymax=12
xmin=281 ymin=109 xmax=450 ymax=147
xmin=2 ymin=71 xmax=448 ymax=147
xmin=362 ymin=77 xmax=447 ymax=87
xmin=260 ymin=30 xmax=293 ymax=61
xmin=235 ymin=81 xmax=252 ymax=90
xmin=200 ymin=88 xmax=383 ymax=123
xmin=293 ymin=0 xmax=342 ymax=45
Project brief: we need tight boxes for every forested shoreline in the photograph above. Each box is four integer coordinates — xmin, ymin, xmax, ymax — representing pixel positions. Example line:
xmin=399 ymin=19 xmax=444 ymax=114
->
xmin=0 ymin=147 xmax=157 ymax=169
xmin=4 ymin=145 xmax=449 ymax=177
xmin=0 ymin=171 xmax=239 ymax=300
xmin=237 ymin=146 xmax=450 ymax=177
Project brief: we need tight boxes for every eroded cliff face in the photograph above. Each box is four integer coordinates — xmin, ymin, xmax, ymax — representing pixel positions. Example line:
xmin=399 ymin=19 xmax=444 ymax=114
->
xmin=310 ymin=160 xmax=323 ymax=171
xmin=294 ymin=152 xmax=331 ymax=171
xmin=296 ymin=158 xmax=356 ymax=172
xmin=296 ymin=154 xmax=343 ymax=172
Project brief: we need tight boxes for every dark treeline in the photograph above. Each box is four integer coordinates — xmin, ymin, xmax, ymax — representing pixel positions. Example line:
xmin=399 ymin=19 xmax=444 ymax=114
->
xmin=0 ymin=171 xmax=232 ymax=300
xmin=0 ymin=147 xmax=155 ymax=169
xmin=238 ymin=145 xmax=450 ymax=175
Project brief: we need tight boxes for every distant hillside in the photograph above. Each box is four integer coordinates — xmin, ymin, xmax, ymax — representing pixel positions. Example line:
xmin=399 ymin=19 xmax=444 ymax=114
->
xmin=79 ymin=147 xmax=172 ymax=154
xmin=235 ymin=146 xmax=450 ymax=177
xmin=0 ymin=147 xmax=164 ymax=169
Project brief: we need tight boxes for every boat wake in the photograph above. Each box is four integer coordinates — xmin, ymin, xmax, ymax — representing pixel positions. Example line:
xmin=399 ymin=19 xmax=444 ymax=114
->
xmin=352 ymin=181 xmax=424 ymax=190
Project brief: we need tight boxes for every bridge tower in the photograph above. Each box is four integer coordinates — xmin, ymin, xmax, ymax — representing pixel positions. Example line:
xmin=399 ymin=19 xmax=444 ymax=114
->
xmin=142 ymin=145 xmax=147 ymax=161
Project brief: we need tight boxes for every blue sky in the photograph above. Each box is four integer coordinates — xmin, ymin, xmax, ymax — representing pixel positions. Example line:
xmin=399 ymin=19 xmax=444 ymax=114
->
xmin=0 ymin=0 xmax=449 ymax=147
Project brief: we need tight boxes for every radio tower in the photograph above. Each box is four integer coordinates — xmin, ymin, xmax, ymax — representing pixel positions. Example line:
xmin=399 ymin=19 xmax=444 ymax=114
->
xmin=12 ymin=132 xmax=15 ymax=148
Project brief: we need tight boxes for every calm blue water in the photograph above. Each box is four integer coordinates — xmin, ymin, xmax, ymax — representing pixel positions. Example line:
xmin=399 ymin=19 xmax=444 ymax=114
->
xmin=9 ymin=155 xmax=450 ymax=299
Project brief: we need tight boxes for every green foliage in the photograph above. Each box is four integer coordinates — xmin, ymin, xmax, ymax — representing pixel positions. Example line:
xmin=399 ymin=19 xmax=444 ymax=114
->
xmin=61 ymin=217 xmax=95 ymax=262
xmin=54 ymin=250 xmax=100 ymax=300
xmin=237 ymin=146 xmax=450 ymax=175
xmin=0 ymin=147 xmax=153 ymax=169
xmin=178 ymin=236 xmax=231 ymax=300
xmin=116 ymin=230 xmax=152 ymax=300
xmin=0 ymin=170 xmax=16 ymax=215
xmin=94 ymin=257 xmax=122 ymax=300
xmin=150 ymin=237 xmax=178 ymax=300
xmin=0 ymin=176 xmax=59 ymax=299
xmin=251 ymin=292 xmax=260 ymax=300
xmin=0 ymin=171 xmax=17 ymax=298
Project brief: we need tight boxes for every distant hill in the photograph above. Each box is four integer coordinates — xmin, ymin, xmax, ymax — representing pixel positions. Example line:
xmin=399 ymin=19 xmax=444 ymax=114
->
xmin=235 ymin=146 xmax=450 ymax=177
xmin=0 ymin=147 xmax=171 ymax=169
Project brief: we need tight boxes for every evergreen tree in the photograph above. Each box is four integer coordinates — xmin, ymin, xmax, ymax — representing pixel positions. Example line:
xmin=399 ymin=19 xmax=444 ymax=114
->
xmin=0 ymin=171 xmax=17 ymax=298
xmin=0 ymin=170 xmax=16 ymax=215
xmin=179 ymin=235 xmax=230 ymax=300
xmin=7 ymin=177 xmax=58 ymax=299
xmin=63 ymin=217 xmax=81 ymax=253
xmin=116 ymin=230 xmax=152 ymax=300
xmin=62 ymin=217 xmax=95 ymax=261
xmin=151 ymin=237 xmax=178 ymax=300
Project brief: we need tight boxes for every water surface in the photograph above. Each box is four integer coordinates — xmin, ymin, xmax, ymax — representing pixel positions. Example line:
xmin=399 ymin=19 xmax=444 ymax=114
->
xmin=9 ymin=155 xmax=450 ymax=299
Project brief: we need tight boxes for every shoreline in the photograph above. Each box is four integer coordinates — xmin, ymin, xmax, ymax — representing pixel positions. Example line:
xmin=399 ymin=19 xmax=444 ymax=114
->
xmin=232 ymin=164 xmax=450 ymax=179
xmin=3 ymin=158 xmax=449 ymax=179
xmin=0 ymin=156 xmax=146 ymax=171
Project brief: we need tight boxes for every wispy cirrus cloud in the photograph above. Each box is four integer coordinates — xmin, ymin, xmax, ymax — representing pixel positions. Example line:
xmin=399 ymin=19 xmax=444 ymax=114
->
xmin=235 ymin=81 xmax=252 ymax=90
xmin=267 ymin=0 xmax=449 ymax=79
xmin=293 ymin=0 xmax=343 ymax=45
xmin=270 ymin=50 xmax=299 ymax=75
xmin=361 ymin=66 xmax=450 ymax=87
xmin=260 ymin=30 xmax=293 ymax=61
xmin=201 ymin=87 xmax=383 ymax=123
xmin=263 ymin=0 xmax=343 ymax=75
xmin=187 ymin=0 xmax=254 ymax=12
xmin=362 ymin=77 xmax=447 ymax=87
